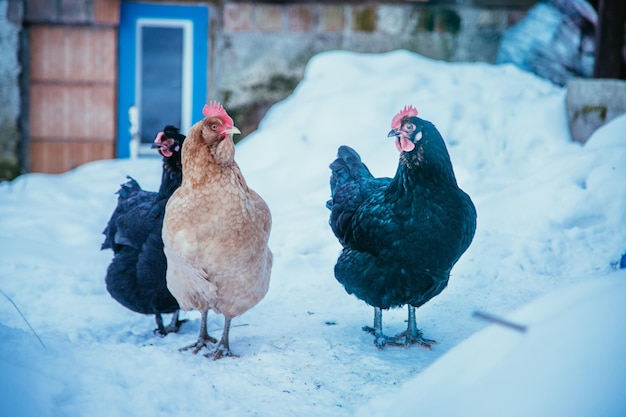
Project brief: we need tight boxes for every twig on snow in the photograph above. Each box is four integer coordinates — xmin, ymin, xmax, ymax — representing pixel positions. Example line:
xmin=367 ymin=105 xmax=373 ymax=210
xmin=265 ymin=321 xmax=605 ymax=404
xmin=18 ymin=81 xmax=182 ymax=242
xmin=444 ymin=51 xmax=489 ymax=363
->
xmin=473 ymin=310 xmax=528 ymax=333
xmin=0 ymin=288 xmax=47 ymax=350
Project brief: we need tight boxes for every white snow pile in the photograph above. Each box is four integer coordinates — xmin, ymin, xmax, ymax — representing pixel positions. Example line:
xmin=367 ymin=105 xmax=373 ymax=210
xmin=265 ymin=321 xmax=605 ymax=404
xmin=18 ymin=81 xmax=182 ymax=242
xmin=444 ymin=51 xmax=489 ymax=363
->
xmin=358 ymin=272 xmax=626 ymax=417
xmin=1 ymin=50 xmax=625 ymax=417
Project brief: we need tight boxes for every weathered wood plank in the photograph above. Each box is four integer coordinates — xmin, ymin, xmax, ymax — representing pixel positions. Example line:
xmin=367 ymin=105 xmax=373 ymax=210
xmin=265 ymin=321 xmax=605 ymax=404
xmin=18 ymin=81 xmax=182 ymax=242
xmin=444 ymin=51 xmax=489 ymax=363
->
xmin=30 ymin=26 xmax=116 ymax=83
xmin=29 ymin=84 xmax=115 ymax=141
xmin=30 ymin=140 xmax=114 ymax=173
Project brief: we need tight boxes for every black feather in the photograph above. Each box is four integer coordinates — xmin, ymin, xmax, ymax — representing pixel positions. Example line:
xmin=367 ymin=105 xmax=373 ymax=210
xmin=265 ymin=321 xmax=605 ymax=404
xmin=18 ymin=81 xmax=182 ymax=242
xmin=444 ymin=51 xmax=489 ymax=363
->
xmin=328 ymin=116 xmax=476 ymax=310
xmin=101 ymin=126 xmax=186 ymax=322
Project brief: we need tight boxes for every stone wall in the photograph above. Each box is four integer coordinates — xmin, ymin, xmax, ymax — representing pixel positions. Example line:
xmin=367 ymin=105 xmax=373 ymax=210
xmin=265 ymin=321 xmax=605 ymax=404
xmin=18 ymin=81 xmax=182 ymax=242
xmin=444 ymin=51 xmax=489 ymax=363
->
xmin=2 ymin=0 xmax=533 ymax=177
xmin=211 ymin=2 xmax=528 ymax=137
xmin=0 ymin=1 xmax=23 ymax=180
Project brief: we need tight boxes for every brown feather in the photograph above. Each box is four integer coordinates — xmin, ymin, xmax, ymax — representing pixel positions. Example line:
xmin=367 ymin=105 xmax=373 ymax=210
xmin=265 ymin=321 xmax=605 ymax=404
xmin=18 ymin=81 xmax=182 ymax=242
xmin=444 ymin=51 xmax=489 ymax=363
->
xmin=162 ymin=115 xmax=272 ymax=320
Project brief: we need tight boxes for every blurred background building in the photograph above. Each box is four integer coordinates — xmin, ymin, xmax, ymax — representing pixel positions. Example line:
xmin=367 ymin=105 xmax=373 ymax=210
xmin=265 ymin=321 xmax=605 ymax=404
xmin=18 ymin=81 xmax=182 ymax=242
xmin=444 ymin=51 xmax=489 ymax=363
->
xmin=0 ymin=0 xmax=623 ymax=178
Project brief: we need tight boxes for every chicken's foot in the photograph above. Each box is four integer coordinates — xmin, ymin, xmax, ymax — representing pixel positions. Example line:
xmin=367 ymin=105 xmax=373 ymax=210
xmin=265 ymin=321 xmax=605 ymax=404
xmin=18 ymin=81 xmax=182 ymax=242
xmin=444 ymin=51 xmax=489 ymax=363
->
xmin=180 ymin=311 xmax=217 ymax=354
xmin=155 ymin=314 xmax=168 ymax=335
xmin=362 ymin=307 xmax=397 ymax=349
xmin=154 ymin=310 xmax=187 ymax=336
xmin=391 ymin=306 xmax=437 ymax=350
xmin=204 ymin=317 xmax=239 ymax=360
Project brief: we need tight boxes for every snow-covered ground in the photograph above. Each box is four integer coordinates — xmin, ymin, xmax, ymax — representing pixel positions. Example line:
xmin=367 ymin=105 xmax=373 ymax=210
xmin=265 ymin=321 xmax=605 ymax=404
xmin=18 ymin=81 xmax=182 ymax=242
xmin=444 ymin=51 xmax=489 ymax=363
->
xmin=1 ymin=50 xmax=625 ymax=417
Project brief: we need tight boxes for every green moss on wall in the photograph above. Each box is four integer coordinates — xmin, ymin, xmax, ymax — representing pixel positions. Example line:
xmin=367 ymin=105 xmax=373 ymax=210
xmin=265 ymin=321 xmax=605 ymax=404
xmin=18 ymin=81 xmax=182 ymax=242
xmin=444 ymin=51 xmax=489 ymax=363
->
xmin=353 ymin=6 xmax=376 ymax=32
xmin=0 ymin=120 xmax=20 ymax=180
xmin=0 ymin=156 xmax=20 ymax=181
xmin=413 ymin=8 xmax=461 ymax=34
xmin=580 ymin=104 xmax=608 ymax=121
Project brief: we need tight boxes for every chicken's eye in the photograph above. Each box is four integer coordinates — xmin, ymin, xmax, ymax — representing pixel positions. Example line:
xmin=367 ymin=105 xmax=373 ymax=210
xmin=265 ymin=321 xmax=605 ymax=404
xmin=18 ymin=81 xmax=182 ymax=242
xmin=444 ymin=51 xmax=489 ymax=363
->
xmin=405 ymin=123 xmax=415 ymax=131
xmin=211 ymin=124 xmax=218 ymax=130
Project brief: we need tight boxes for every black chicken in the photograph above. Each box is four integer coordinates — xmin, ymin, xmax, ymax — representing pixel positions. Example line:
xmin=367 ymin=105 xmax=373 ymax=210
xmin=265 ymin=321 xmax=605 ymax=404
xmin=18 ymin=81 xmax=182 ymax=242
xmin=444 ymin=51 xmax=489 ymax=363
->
xmin=102 ymin=126 xmax=187 ymax=335
xmin=327 ymin=106 xmax=477 ymax=349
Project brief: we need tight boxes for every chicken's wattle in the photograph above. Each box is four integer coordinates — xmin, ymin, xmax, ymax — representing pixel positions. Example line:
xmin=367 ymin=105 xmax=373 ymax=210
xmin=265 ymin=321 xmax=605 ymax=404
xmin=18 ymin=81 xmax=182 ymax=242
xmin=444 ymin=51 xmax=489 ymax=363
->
xmin=396 ymin=136 xmax=415 ymax=153
xmin=160 ymin=147 xmax=173 ymax=158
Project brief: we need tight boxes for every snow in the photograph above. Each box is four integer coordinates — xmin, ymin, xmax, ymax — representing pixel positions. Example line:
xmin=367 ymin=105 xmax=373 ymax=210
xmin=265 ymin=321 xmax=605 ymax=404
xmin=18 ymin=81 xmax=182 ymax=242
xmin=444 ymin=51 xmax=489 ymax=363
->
xmin=358 ymin=272 xmax=626 ymax=417
xmin=1 ymin=50 xmax=625 ymax=416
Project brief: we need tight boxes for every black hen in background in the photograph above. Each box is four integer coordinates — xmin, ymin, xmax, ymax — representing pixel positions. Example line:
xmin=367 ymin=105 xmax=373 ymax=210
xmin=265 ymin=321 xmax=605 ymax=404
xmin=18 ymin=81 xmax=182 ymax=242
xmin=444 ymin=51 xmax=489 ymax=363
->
xmin=327 ymin=106 xmax=477 ymax=349
xmin=102 ymin=126 xmax=187 ymax=335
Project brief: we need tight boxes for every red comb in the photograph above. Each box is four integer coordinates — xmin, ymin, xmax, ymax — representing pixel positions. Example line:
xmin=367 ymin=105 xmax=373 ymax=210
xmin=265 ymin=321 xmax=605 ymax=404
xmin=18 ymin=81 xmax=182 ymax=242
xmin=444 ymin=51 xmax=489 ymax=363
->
xmin=154 ymin=131 xmax=164 ymax=144
xmin=391 ymin=105 xmax=418 ymax=129
xmin=202 ymin=101 xmax=234 ymax=126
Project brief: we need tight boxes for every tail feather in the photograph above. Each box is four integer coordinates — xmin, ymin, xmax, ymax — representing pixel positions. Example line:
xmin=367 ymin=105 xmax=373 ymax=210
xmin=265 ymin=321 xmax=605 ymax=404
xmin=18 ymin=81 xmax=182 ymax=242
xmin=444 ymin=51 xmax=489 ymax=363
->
xmin=327 ymin=146 xmax=380 ymax=245
xmin=102 ymin=177 xmax=156 ymax=251
xmin=328 ymin=146 xmax=373 ymax=201
xmin=117 ymin=176 xmax=141 ymax=199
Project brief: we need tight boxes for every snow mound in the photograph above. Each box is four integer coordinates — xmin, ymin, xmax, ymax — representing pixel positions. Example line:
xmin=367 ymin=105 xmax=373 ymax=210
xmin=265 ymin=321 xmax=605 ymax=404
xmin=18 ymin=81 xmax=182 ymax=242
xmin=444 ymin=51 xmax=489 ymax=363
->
xmin=1 ymin=50 xmax=625 ymax=416
xmin=357 ymin=271 xmax=626 ymax=417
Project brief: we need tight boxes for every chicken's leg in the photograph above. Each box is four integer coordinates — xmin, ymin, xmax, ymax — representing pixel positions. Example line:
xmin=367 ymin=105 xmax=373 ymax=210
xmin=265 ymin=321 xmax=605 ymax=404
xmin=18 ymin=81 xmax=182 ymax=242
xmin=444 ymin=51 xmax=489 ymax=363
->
xmin=154 ymin=311 xmax=186 ymax=336
xmin=181 ymin=310 xmax=217 ymax=354
xmin=393 ymin=305 xmax=437 ymax=349
xmin=207 ymin=317 xmax=238 ymax=360
xmin=154 ymin=314 xmax=167 ymax=335
xmin=163 ymin=310 xmax=187 ymax=335
xmin=362 ymin=307 xmax=395 ymax=349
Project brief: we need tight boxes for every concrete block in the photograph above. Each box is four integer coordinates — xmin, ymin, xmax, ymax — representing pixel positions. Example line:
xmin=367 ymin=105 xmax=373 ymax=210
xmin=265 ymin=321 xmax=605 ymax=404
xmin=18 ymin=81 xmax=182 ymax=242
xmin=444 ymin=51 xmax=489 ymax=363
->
xmin=25 ymin=0 xmax=58 ymax=23
xmin=255 ymin=5 xmax=282 ymax=32
xmin=566 ymin=78 xmax=626 ymax=144
xmin=288 ymin=5 xmax=313 ymax=32
xmin=319 ymin=5 xmax=344 ymax=33
xmin=475 ymin=10 xmax=501 ymax=28
xmin=377 ymin=5 xmax=407 ymax=35
xmin=94 ymin=0 xmax=119 ymax=25
xmin=59 ymin=0 xmax=90 ymax=24
xmin=7 ymin=0 xmax=23 ymax=24
xmin=224 ymin=3 xmax=253 ymax=32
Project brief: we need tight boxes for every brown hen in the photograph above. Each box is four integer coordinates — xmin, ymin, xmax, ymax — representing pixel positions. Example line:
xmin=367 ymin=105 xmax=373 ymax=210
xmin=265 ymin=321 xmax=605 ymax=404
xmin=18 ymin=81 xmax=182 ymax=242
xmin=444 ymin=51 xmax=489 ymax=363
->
xmin=162 ymin=101 xmax=272 ymax=359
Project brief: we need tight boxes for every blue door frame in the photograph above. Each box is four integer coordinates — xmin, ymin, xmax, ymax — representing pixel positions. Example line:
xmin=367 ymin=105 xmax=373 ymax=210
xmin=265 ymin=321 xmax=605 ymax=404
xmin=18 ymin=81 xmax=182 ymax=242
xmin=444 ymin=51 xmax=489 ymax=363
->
xmin=117 ymin=2 xmax=209 ymax=158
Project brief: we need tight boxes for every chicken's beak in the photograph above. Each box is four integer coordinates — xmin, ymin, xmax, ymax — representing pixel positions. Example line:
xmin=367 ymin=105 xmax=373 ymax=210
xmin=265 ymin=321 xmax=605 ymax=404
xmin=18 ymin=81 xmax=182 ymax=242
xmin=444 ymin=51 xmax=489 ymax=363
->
xmin=224 ymin=126 xmax=241 ymax=136
xmin=151 ymin=131 xmax=164 ymax=149
xmin=387 ymin=129 xmax=399 ymax=138
xmin=224 ymin=126 xmax=241 ymax=135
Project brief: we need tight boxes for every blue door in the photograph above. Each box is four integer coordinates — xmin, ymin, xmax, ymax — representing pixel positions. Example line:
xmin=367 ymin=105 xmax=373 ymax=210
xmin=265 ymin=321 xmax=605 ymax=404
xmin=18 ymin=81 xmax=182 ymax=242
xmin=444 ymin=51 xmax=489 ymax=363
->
xmin=117 ymin=2 xmax=209 ymax=158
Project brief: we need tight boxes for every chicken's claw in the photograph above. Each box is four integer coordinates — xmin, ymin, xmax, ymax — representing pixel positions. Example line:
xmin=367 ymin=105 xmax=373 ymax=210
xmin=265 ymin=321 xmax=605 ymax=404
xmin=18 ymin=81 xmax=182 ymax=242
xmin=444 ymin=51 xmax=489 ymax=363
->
xmin=161 ymin=317 xmax=188 ymax=335
xmin=205 ymin=344 xmax=239 ymax=360
xmin=362 ymin=307 xmax=401 ymax=350
xmin=154 ymin=311 xmax=187 ymax=336
xmin=201 ymin=317 xmax=238 ymax=360
xmin=362 ymin=325 xmax=396 ymax=350
xmin=180 ymin=335 xmax=218 ymax=354
xmin=391 ymin=329 xmax=437 ymax=350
